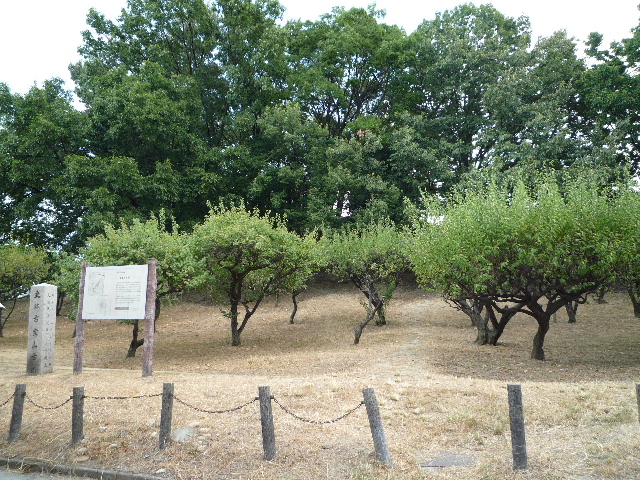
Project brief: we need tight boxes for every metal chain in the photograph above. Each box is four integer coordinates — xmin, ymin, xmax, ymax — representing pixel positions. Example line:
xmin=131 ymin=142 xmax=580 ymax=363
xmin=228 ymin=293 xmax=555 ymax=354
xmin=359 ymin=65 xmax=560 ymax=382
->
xmin=26 ymin=395 xmax=73 ymax=410
xmin=84 ymin=393 xmax=162 ymax=400
xmin=173 ymin=394 xmax=258 ymax=414
xmin=272 ymin=397 xmax=365 ymax=424
xmin=0 ymin=393 xmax=14 ymax=409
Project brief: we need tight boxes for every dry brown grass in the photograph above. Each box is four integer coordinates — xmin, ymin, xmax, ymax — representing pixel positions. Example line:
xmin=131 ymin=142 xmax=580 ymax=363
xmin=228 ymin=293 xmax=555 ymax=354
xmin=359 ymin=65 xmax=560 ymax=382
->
xmin=0 ymin=279 xmax=639 ymax=480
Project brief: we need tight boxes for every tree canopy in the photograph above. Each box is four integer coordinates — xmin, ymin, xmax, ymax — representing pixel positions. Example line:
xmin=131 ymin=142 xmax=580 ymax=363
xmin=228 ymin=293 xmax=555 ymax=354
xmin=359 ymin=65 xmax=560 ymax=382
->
xmin=190 ymin=205 xmax=317 ymax=346
xmin=408 ymin=175 xmax=640 ymax=359
xmin=0 ymin=245 xmax=50 ymax=336
xmin=2 ymin=1 xmax=639 ymax=249
xmin=321 ymin=222 xmax=408 ymax=344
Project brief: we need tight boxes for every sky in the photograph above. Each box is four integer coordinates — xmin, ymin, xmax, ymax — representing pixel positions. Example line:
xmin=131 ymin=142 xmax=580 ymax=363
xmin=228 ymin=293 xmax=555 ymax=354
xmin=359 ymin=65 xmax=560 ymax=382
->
xmin=1 ymin=0 xmax=638 ymax=95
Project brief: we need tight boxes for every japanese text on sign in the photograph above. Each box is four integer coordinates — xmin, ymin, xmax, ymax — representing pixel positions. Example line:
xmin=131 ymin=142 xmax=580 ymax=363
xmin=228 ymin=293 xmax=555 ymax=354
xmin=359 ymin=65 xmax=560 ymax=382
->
xmin=82 ymin=265 xmax=149 ymax=320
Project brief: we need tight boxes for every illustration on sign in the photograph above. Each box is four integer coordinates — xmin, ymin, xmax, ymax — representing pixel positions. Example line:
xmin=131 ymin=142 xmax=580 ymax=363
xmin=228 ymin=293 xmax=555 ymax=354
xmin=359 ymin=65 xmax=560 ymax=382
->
xmin=82 ymin=265 xmax=149 ymax=319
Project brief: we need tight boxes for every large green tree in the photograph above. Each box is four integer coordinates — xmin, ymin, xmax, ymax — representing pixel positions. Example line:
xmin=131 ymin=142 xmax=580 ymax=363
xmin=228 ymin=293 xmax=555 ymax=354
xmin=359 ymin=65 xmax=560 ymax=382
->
xmin=409 ymin=175 xmax=639 ymax=360
xmin=582 ymin=11 xmax=640 ymax=176
xmin=322 ymin=222 xmax=408 ymax=344
xmin=190 ymin=205 xmax=317 ymax=346
xmin=393 ymin=4 xmax=531 ymax=192
xmin=286 ymin=6 xmax=407 ymax=138
xmin=0 ymin=80 xmax=88 ymax=250
xmin=483 ymin=31 xmax=590 ymax=173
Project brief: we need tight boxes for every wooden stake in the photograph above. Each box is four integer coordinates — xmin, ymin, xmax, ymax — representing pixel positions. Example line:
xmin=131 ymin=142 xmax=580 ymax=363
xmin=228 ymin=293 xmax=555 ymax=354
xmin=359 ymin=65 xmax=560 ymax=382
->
xmin=508 ymin=383 xmax=528 ymax=470
xmin=8 ymin=384 xmax=26 ymax=442
xmin=142 ymin=258 xmax=158 ymax=377
xmin=259 ymin=386 xmax=276 ymax=461
xmin=73 ymin=262 xmax=89 ymax=375
xmin=72 ymin=386 xmax=84 ymax=445
xmin=362 ymin=387 xmax=392 ymax=467
xmin=159 ymin=383 xmax=174 ymax=449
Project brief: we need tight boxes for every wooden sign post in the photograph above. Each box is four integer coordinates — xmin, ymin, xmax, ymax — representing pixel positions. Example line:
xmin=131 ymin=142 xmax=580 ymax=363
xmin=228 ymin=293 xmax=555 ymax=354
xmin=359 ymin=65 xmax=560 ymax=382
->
xmin=73 ymin=259 xmax=157 ymax=376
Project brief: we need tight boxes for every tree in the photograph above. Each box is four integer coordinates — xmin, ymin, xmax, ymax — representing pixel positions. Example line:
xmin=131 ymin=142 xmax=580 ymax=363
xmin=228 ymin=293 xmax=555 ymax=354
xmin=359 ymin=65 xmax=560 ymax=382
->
xmin=305 ymin=132 xmax=405 ymax=229
xmin=582 ymin=10 xmax=640 ymax=177
xmin=54 ymin=213 xmax=195 ymax=356
xmin=0 ymin=245 xmax=50 ymax=337
xmin=286 ymin=6 xmax=407 ymax=137
xmin=408 ymin=175 xmax=639 ymax=360
xmin=243 ymin=103 xmax=330 ymax=234
xmin=190 ymin=205 xmax=317 ymax=346
xmin=393 ymin=4 xmax=531 ymax=192
xmin=321 ymin=222 xmax=409 ymax=344
xmin=0 ymin=80 xmax=88 ymax=250
xmin=482 ymin=31 xmax=590 ymax=173
xmin=73 ymin=0 xmax=288 ymax=149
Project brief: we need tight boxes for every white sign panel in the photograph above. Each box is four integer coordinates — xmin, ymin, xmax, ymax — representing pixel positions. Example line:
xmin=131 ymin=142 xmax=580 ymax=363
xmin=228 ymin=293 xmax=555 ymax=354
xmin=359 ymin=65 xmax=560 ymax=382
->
xmin=83 ymin=265 xmax=149 ymax=320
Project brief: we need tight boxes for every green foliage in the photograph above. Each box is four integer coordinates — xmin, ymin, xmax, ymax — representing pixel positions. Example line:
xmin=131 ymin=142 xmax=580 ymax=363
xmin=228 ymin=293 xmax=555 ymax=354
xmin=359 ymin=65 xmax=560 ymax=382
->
xmin=190 ymin=205 xmax=318 ymax=345
xmin=410 ymin=177 xmax=631 ymax=299
xmin=394 ymin=3 xmax=531 ymax=189
xmin=286 ymin=5 xmax=407 ymax=137
xmin=0 ymin=245 xmax=50 ymax=330
xmin=583 ymin=20 xmax=640 ymax=175
xmin=323 ymin=222 xmax=408 ymax=292
xmin=408 ymin=174 xmax=640 ymax=358
xmin=4 ymin=1 xmax=640 ymax=255
xmin=54 ymin=213 xmax=195 ymax=319
xmin=0 ymin=80 xmax=88 ymax=250
xmin=322 ymin=222 xmax=409 ymax=342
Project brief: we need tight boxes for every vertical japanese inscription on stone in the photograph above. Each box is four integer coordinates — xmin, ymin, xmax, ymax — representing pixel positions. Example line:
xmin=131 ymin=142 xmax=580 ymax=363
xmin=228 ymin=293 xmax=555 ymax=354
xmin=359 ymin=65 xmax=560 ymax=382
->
xmin=26 ymin=283 xmax=57 ymax=375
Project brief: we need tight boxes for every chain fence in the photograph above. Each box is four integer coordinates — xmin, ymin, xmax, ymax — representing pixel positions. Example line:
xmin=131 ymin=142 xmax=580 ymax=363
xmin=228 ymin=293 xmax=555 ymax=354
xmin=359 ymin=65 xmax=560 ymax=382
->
xmin=272 ymin=396 xmax=365 ymax=424
xmin=3 ymin=383 xmax=391 ymax=466
xmin=0 ymin=393 xmax=14 ymax=409
xmin=4 ymin=389 xmax=364 ymax=423
xmin=173 ymin=394 xmax=258 ymax=414
xmin=84 ymin=393 xmax=162 ymax=401
xmin=26 ymin=395 xmax=73 ymax=410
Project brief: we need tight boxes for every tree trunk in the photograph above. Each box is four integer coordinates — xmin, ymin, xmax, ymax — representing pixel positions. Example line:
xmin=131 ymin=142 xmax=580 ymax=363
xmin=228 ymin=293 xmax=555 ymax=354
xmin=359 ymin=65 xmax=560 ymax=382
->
xmin=56 ymin=291 xmax=66 ymax=315
xmin=290 ymin=290 xmax=302 ymax=324
xmin=375 ymin=306 xmax=386 ymax=326
xmin=126 ymin=319 xmax=144 ymax=358
xmin=457 ymin=299 xmax=512 ymax=346
xmin=531 ymin=314 xmax=550 ymax=360
xmin=231 ymin=328 xmax=241 ymax=346
xmin=230 ymin=300 xmax=241 ymax=346
xmin=595 ymin=286 xmax=607 ymax=304
xmin=565 ymin=301 xmax=578 ymax=324
xmin=354 ymin=295 xmax=384 ymax=345
xmin=628 ymin=285 xmax=640 ymax=318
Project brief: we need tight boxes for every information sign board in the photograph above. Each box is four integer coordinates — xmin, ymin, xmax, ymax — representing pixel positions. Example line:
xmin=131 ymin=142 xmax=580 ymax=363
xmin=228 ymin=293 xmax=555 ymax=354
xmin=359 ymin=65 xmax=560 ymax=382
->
xmin=82 ymin=265 xmax=149 ymax=320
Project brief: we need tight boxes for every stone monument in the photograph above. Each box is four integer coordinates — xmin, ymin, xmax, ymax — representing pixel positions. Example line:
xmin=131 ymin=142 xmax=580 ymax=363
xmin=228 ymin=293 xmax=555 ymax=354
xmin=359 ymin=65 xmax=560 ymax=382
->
xmin=26 ymin=283 xmax=57 ymax=375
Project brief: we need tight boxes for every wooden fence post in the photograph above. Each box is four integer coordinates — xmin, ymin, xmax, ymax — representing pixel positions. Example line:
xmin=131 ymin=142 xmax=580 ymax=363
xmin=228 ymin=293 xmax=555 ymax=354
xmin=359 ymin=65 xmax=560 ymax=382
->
xmin=362 ymin=388 xmax=392 ymax=467
xmin=72 ymin=386 xmax=84 ymax=445
xmin=636 ymin=383 xmax=640 ymax=424
xmin=508 ymin=383 xmax=528 ymax=470
xmin=159 ymin=383 xmax=174 ymax=449
xmin=8 ymin=384 xmax=26 ymax=442
xmin=258 ymin=386 xmax=276 ymax=461
xmin=142 ymin=258 xmax=157 ymax=378
xmin=73 ymin=262 xmax=89 ymax=375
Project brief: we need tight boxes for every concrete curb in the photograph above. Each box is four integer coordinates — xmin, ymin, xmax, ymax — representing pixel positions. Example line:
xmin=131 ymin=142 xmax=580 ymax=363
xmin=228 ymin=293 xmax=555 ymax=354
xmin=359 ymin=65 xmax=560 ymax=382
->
xmin=0 ymin=457 xmax=167 ymax=480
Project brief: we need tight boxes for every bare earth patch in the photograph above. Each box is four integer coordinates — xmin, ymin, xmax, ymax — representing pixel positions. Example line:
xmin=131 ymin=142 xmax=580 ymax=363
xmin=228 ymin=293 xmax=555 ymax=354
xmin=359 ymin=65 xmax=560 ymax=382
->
xmin=0 ymin=280 xmax=639 ymax=480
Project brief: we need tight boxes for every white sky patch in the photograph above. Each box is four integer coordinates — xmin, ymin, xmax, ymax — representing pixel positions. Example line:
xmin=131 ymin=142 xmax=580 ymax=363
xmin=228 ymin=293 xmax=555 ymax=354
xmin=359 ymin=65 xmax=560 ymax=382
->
xmin=0 ymin=1 xmax=638 ymax=95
